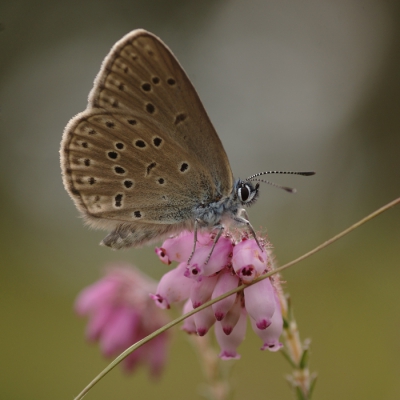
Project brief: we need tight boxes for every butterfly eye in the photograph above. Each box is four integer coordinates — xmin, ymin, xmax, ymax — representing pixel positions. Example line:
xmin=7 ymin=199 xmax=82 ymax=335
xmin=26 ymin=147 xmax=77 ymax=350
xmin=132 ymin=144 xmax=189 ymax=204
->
xmin=238 ymin=185 xmax=250 ymax=202
xmin=237 ymin=182 xmax=259 ymax=206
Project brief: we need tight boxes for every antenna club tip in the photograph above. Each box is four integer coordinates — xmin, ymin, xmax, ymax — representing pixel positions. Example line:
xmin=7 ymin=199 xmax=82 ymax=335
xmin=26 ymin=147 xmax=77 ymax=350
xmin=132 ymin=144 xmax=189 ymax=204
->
xmin=301 ymin=171 xmax=316 ymax=176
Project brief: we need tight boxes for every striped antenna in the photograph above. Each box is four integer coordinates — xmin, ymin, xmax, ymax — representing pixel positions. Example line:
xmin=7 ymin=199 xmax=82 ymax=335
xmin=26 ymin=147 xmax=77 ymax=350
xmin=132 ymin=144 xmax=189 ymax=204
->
xmin=247 ymin=171 xmax=315 ymax=180
xmin=250 ymin=178 xmax=296 ymax=193
xmin=246 ymin=171 xmax=315 ymax=194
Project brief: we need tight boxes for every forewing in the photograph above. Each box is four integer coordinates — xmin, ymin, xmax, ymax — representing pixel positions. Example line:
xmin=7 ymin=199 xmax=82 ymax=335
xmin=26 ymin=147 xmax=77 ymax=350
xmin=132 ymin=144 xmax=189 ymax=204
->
xmin=61 ymin=29 xmax=234 ymax=248
xmin=88 ymin=29 xmax=233 ymax=195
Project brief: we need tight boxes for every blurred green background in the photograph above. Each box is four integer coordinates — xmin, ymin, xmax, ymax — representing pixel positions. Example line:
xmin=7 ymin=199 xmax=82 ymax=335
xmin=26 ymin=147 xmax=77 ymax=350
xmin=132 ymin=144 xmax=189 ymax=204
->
xmin=1 ymin=1 xmax=399 ymax=399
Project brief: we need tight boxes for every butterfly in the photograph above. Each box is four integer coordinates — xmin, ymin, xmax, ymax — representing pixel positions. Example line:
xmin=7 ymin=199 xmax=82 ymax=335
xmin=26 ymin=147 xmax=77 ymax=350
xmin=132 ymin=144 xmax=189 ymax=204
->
xmin=60 ymin=29 xmax=314 ymax=256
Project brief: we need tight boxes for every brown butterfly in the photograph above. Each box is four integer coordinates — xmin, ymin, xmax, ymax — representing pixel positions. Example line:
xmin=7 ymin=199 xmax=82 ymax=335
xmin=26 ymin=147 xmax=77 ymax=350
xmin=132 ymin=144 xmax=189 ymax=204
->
xmin=60 ymin=29 xmax=314 ymax=255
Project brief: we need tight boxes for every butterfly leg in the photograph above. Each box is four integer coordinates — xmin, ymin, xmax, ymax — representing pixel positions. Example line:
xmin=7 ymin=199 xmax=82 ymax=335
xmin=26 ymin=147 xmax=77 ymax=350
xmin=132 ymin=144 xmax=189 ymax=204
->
xmin=240 ymin=209 xmax=250 ymax=221
xmin=233 ymin=215 xmax=263 ymax=252
xmin=188 ymin=218 xmax=200 ymax=264
xmin=204 ymin=225 xmax=224 ymax=265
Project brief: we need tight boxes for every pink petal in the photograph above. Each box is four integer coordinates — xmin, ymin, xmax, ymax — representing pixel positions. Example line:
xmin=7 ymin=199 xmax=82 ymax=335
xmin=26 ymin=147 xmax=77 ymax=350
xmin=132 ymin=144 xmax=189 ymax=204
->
xmin=151 ymin=263 xmax=193 ymax=309
xmin=154 ymin=247 xmax=171 ymax=265
xmin=85 ymin=304 xmax=114 ymax=341
xmin=186 ymin=236 xmax=233 ymax=280
xmin=156 ymin=231 xmax=210 ymax=264
xmin=215 ymin=308 xmax=247 ymax=360
xmin=194 ymin=306 xmax=216 ymax=336
xmin=250 ymin=292 xmax=283 ymax=352
xmin=232 ymin=239 xmax=267 ymax=283
xmin=211 ymin=269 xmax=239 ymax=320
xmin=122 ymin=331 xmax=169 ymax=378
xmin=181 ymin=299 xmax=197 ymax=334
xmin=99 ymin=306 xmax=139 ymax=357
xmin=122 ymin=342 xmax=145 ymax=373
xmin=75 ymin=278 xmax=118 ymax=315
xmin=190 ymin=275 xmax=218 ymax=308
xmin=220 ymin=296 xmax=242 ymax=335
xmin=244 ymin=278 xmax=275 ymax=330
xmin=161 ymin=231 xmax=194 ymax=263
xmin=146 ymin=333 xmax=169 ymax=378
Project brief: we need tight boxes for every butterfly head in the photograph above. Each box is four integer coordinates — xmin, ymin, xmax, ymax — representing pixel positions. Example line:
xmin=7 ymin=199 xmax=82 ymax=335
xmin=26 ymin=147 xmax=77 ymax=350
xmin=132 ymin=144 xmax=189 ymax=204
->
xmin=235 ymin=180 xmax=260 ymax=207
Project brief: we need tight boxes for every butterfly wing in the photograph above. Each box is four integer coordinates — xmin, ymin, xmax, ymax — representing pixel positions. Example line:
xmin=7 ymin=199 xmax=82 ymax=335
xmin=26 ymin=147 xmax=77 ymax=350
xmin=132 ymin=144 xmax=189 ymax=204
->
xmin=60 ymin=30 xmax=233 ymax=248
xmin=89 ymin=29 xmax=233 ymax=194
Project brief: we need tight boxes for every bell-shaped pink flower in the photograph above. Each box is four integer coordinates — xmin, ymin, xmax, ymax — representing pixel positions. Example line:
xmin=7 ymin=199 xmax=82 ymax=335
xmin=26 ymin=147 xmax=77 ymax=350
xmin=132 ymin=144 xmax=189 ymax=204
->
xmin=155 ymin=231 xmax=212 ymax=265
xmin=143 ymin=333 xmax=170 ymax=377
xmin=194 ymin=305 xmax=216 ymax=336
xmin=190 ymin=275 xmax=219 ymax=308
xmin=220 ymin=295 xmax=242 ymax=335
xmin=181 ymin=299 xmax=197 ymax=334
xmin=75 ymin=277 xmax=119 ymax=315
xmin=85 ymin=303 xmax=115 ymax=341
xmin=244 ymin=277 xmax=275 ymax=329
xmin=215 ymin=307 xmax=247 ymax=359
xmin=185 ymin=236 xmax=233 ymax=280
xmin=232 ymin=238 xmax=267 ymax=283
xmin=250 ymin=292 xmax=283 ymax=352
xmin=211 ymin=269 xmax=239 ymax=320
xmin=98 ymin=305 xmax=140 ymax=357
xmin=75 ymin=265 xmax=170 ymax=377
xmin=151 ymin=263 xmax=193 ymax=309
xmin=121 ymin=333 xmax=168 ymax=377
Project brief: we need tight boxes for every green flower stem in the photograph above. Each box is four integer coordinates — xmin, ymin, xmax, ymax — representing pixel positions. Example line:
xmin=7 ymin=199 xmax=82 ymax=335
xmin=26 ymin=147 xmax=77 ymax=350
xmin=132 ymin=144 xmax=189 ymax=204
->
xmin=74 ymin=197 xmax=400 ymax=400
xmin=279 ymin=290 xmax=314 ymax=399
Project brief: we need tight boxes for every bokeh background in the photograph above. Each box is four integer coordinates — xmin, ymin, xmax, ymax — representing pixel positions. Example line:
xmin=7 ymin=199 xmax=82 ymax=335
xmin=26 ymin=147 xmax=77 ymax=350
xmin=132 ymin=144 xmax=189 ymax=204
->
xmin=1 ymin=1 xmax=399 ymax=399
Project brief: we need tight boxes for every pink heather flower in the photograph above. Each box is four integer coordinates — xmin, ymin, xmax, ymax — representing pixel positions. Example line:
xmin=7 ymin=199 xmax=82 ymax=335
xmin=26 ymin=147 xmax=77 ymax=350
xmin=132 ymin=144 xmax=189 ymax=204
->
xmin=75 ymin=265 xmax=170 ymax=377
xmin=181 ymin=299 xmax=197 ymax=334
xmin=211 ymin=268 xmax=239 ymax=321
xmin=155 ymin=231 xmax=212 ymax=265
xmin=250 ymin=291 xmax=283 ymax=352
xmin=190 ymin=275 xmax=219 ymax=308
xmin=185 ymin=236 xmax=233 ymax=280
xmin=215 ymin=307 xmax=247 ymax=359
xmin=154 ymin=230 xmax=283 ymax=359
xmin=75 ymin=277 xmax=119 ymax=316
xmin=220 ymin=295 xmax=242 ymax=335
xmin=244 ymin=277 xmax=276 ymax=330
xmin=122 ymin=333 xmax=168 ymax=376
xmin=151 ymin=262 xmax=194 ymax=309
xmin=232 ymin=238 xmax=268 ymax=283
xmin=194 ymin=305 xmax=216 ymax=336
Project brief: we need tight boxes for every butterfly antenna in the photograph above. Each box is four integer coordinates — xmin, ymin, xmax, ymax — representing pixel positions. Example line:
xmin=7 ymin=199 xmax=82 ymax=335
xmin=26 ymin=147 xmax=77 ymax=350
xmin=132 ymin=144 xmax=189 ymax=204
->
xmin=247 ymin=170 xmax=315 ymax=194
xmin=247 ymin=170 xmax=315 ymax=180
xmin=250 ymin=178 xmax=296 ymax=193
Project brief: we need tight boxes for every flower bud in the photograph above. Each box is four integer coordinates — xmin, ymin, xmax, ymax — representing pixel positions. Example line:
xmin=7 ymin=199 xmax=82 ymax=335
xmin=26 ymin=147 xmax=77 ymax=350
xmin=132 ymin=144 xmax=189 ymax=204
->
xmin=215 ymin=308 xmax=247 ymax=359
xmin=194 ymin=306 xmax=215 ymax=336
xmin=185 ymin=236 xmax=233 ymax=280
xmin=211 ymin=269 xmax=239 ymax=320
xmin=220 ymin=296 xmax=242 ymax=335
xmin=151 ymin=263 xmax=193 ymax=309
xmin=190 ymin=275 xmax=219 ymax=308
xmin=232 ymin=238 xmax=267 ymax=283
xmin=244 ymin=277 xmax=275 ymax=329
xmin=250 ymin=292 xmax=283 ymax=351
xmin=181 ymin=299 xmax=197 ymax=334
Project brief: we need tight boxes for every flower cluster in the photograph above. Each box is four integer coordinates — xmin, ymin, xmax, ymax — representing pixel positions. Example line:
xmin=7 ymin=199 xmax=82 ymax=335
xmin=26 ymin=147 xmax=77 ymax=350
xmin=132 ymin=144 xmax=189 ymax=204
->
xmin=153 ymin=231 xmax=283 ymax=359
xmin=75 ymin=265 xmax=170 ymax=377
